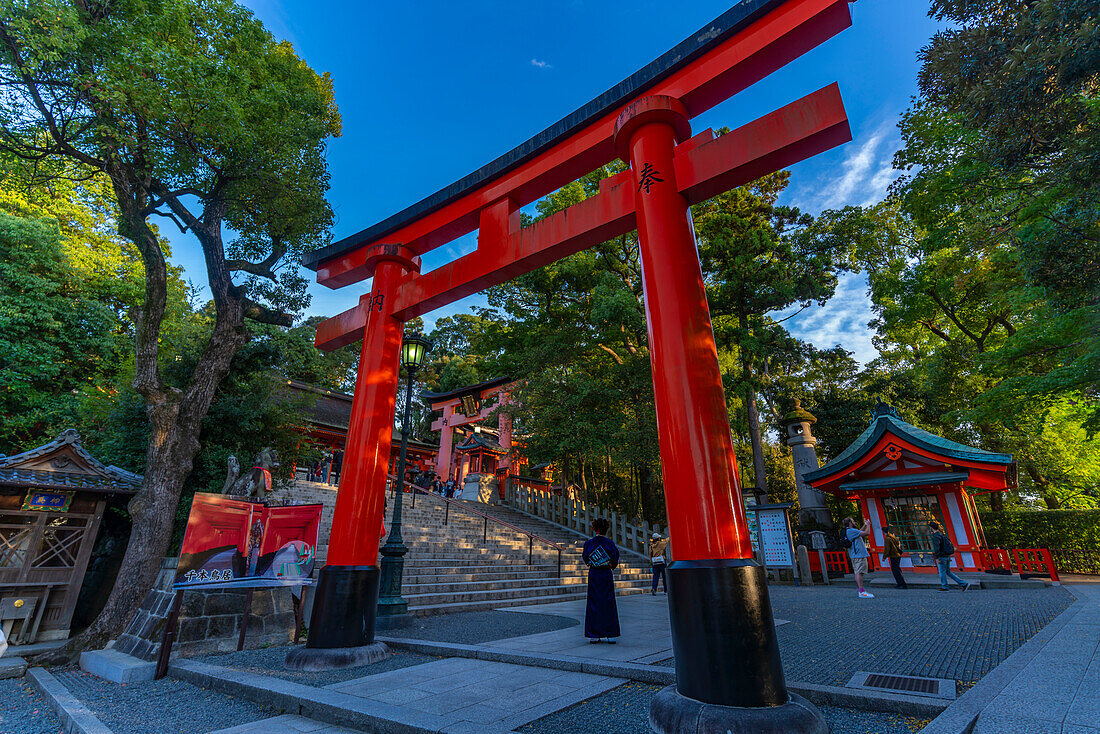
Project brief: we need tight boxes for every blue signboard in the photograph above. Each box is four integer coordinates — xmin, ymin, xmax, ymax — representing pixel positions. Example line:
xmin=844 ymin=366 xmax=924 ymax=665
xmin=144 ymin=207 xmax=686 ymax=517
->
xmin=22 ymin=490 xmax=74 ymax=512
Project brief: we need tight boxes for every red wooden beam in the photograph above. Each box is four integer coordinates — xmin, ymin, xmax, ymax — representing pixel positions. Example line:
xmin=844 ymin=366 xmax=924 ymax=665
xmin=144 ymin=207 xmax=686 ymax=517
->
xmin=313 ymin=0 xmax=851 ymax=289
xmin=315 ymin=84 xmax=849 ymax=347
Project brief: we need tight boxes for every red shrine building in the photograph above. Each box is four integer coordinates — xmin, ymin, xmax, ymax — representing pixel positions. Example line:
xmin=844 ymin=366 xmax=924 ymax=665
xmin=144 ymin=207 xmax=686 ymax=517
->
xmin=804 ymin=402 xmax=1017 ymax=573
xmin=282 ymin=380 xmax=439 ymax=478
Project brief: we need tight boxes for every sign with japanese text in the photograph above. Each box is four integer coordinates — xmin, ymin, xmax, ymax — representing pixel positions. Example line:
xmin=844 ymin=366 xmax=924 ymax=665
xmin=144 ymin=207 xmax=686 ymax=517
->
xmin=174 ymin=493 xmax=321 ymax=589
xmin=21 ymin=490 xmax=74 ymax=512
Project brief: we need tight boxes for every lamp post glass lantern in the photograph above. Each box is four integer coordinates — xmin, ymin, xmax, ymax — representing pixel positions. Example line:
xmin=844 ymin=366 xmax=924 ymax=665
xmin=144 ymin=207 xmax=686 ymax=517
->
xmin=376 ymin=332 xmax=432 ymax=627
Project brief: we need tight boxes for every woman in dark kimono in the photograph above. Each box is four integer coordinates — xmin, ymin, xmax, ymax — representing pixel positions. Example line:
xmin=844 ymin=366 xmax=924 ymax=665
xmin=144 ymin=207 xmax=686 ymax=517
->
xmin=582 ymin=517 xmax=620 ymax=643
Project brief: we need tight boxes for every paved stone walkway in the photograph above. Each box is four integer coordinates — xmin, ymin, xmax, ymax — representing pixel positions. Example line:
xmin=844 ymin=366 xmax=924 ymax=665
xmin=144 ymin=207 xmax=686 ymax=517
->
xmin=495 ymin=583 xmax=1072 ymax=686
xmin=196 ymin=646 xmax=436 ymax=688
xmin=968 ymin=581 xmax=1100 ymax=734
xmin=327 ymin=657 xmax=621 ymax=729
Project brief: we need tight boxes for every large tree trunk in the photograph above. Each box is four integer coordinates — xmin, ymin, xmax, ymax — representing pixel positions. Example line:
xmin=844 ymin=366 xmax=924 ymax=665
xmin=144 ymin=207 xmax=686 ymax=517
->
xmin=744 ymin=382 xmax=769 ymax=502
xmin=39 ymin=192 xmax=249 ymax=664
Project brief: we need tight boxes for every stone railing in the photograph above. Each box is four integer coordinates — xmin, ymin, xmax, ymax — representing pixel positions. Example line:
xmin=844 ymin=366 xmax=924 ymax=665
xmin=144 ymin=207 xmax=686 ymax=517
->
xmin=503 ymin=480 xmax=668 ymax=558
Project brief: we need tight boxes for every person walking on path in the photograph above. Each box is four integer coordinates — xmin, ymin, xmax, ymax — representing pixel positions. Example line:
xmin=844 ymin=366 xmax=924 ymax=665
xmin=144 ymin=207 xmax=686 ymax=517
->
xmin=844 ymin=516 xmax=874 ymax=599
xmin=930 ymin=520 xmax=970 ymax=591
xmin=883 ymin=525 xmax=907 ymax=589
xmin=648 ymin=532 xmax=669 ymax=595
xmin=582 ymin=517 xmax=620 ymax=643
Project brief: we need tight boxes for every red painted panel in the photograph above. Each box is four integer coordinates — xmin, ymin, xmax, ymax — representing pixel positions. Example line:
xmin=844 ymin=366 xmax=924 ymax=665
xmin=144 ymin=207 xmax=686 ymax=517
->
xmin=175 ymin=494 xmax=322 ymax=586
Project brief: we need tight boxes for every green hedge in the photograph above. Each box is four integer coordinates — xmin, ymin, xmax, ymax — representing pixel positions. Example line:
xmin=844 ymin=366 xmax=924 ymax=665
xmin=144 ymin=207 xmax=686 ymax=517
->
xmin=980 ymin=510 xmax=1100 ymax=550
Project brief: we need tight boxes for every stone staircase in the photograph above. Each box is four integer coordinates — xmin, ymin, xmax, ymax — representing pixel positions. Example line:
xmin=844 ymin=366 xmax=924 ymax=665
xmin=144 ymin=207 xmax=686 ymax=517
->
xmin=273 ymin=480 xmax=653 ymax=616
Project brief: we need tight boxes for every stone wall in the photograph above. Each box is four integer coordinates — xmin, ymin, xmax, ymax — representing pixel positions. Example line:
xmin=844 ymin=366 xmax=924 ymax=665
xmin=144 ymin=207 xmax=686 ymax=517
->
xmin=114 ymin=558 xmax=297 ymax=661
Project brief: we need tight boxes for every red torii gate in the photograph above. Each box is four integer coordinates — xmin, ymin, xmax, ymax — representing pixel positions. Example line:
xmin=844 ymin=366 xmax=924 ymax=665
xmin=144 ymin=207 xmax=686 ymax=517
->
xmin=301 ymin=1 xmax=853 ymax=730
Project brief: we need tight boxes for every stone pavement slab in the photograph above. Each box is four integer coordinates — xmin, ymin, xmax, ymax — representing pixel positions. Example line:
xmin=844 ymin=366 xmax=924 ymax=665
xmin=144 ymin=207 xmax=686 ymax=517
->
xmin=920 ymin=580 xmax=1100 ymax=734
xmin=209 ymin=713 xmax=369 ymax=733
xmin=496 ymin=593 xmax=787 ymax=664
xmin=326 ymin=657 xmax=624 ymax=729
xmin=970 ymin=582 xmax=1100 ymax=734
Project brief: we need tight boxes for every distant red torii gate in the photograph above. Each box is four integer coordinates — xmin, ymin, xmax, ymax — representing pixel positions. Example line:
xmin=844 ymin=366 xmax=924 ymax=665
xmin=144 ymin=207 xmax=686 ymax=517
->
xmin=302 ymin=1 xmax=853 ymax=729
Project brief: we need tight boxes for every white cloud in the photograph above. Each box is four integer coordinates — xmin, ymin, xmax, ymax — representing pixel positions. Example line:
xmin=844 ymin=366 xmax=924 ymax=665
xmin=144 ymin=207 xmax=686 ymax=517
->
xmin=530 ymin=58 xmax=552 ymax=69
xmin=773 ymin=273 xmax=877 ymax=366
xmin=807 ymin=118 xmax=899 ymax=211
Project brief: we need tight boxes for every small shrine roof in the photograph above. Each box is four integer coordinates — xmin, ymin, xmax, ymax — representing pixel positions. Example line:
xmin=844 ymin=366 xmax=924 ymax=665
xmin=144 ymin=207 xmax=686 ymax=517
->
xmin=0 ymin=430 xmax=142 ymax=494
xmin=804 ymin=401 xmax=1012 ymax=484
xmin=455 ymin=431 xmax=506 ymax=454
xmin=421 ymin=376 xmax=511 ymax=403
xmin=839 ymin=471 xmax=970 ymax=492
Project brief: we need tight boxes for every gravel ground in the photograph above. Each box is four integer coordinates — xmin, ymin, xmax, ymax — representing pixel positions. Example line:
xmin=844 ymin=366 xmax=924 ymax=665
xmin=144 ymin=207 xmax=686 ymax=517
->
xmin=651 ymin=585 xmax=1072 ymax=686
xmin=54 ymin=668 xmax=275 ymax=734
xmin=0 ymin=678 xmax=63 ymax=734
xmin=381 ymin=610 xmax=578 ymax=644
xmin=196 ymin=645 xmax=437 ymax=687
xmin=517 ymin=681 xmax=928 ymax=734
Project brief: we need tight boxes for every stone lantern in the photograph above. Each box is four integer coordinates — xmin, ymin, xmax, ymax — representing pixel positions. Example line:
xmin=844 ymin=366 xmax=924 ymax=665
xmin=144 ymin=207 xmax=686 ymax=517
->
xmin=780 ymin=398 xmax=831 ymax=527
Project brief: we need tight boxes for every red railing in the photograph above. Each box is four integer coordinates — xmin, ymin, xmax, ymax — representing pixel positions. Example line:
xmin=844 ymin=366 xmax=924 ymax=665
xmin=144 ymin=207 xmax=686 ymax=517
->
xmin=1012 ymin=548 xmax=1060 ymax=582
xmin=824 ymin=551 xmax=851 ymax=574
xmin=980 ymin=548 xmax=1012 ymax=572
xmin=387 ymin=475 xmax=566 ymax=577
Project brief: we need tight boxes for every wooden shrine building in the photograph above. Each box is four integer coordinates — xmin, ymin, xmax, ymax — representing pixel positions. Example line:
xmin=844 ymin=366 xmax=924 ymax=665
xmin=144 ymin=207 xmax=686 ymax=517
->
xmin=0 ymin=430 xmax=141 ymax=643
xmin=282 ymin=379 xmax=439 ymax=479
xmin=804 ymin=402 xmax=1016 ymax=573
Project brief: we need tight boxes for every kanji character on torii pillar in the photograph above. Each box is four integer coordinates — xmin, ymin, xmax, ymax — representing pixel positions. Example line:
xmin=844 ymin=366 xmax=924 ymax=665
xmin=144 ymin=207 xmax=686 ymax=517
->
xmin=294 ymin=1 xmax=856 ymax=730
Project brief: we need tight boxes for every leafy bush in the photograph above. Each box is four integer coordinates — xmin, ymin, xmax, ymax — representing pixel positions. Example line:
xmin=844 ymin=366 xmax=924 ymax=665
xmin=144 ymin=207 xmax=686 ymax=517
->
xmin=980 ymin=510 xmax=1100 ymax=550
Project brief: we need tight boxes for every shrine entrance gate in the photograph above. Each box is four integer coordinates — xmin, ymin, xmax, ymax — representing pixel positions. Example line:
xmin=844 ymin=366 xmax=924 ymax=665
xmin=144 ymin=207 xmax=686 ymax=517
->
xmin=302 ymin=0 xmax=855 ymax=728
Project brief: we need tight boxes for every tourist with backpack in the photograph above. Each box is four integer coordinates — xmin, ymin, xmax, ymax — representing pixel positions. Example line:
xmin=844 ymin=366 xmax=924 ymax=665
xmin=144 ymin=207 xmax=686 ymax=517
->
xmin=930 ymin=520 xmax=970 ymax=591
xmin=842 ymin=516 xmax=874 ymax=599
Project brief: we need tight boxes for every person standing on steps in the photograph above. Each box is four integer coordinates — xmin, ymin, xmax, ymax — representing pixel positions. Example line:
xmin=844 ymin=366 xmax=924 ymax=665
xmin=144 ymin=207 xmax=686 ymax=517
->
xmin=930 ymin=520 xmax=970 ymax=591
xmin=582 ymin=517 xmax=620 ymax=644
xmin=883 ymin=525 xmax=907 ymax=589
xmin=843 ymin=516 xmax=874 ymax=599
xmin=331 ymin=449 xmax=343 ymax=486
xmin=648 ymin=532 xmax=669 ymax=595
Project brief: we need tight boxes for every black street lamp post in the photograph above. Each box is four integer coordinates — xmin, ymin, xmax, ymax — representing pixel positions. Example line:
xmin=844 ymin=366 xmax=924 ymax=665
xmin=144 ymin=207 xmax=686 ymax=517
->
xmin=376 ymin=333 xmax=432 ymax=629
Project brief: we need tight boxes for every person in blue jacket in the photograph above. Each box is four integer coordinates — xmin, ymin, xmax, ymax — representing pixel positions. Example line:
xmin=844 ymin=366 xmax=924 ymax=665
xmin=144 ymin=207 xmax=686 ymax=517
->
xmin=582 ymin=517 xmax=620 ymax=643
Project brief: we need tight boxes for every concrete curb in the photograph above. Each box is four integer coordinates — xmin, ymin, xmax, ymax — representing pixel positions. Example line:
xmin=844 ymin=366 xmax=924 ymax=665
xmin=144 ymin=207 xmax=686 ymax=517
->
xmin=917 ymin=583 xmax=1088 ymax=734
xmin=168 ymin=658 xmax=502 ymax=734
xmin=377 ymin=636 xmax=949 ymax=717
xmin=25 ymin=667 xmax=114 ymax=734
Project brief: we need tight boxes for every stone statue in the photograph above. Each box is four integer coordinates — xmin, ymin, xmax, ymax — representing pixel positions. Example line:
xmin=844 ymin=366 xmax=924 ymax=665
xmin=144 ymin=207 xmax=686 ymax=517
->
xmin=220 ymin=455 xmax=241 ymax=494
xmin=222 ymin=448 xmax=278 ymax=501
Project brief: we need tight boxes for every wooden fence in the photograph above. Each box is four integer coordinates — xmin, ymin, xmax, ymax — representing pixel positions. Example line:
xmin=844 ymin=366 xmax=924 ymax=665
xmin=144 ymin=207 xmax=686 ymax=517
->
xmin=502 ymin=481 xmax=668 ymax=558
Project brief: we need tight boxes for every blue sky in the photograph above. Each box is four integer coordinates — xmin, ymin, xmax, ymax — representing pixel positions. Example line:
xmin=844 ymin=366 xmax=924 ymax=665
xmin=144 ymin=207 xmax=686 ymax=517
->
xmin=166 ymin=0 xmax=942 ymax=364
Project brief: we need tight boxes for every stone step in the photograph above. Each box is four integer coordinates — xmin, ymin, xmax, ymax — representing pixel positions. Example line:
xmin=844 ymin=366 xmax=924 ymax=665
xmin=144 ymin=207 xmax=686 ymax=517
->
xmin=403 ymin=569 xmax=561 ymax=584
xmin=409 ymin=586 xmax=649 ymax=617
xmin=406 ymin=578 xmax=653 ymax=607
xmin=404 ymin=570 xmax=653 ymax=595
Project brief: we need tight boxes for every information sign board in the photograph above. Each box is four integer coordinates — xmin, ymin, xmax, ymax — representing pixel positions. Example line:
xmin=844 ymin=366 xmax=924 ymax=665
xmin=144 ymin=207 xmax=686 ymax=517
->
xmin=746 ymin=504 xmax=794 ymax=568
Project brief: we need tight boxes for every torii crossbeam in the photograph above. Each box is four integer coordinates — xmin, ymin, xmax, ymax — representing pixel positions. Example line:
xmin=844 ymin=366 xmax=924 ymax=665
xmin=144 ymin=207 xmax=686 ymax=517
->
xmin=301 ymin=1 xmax=853 ymax=730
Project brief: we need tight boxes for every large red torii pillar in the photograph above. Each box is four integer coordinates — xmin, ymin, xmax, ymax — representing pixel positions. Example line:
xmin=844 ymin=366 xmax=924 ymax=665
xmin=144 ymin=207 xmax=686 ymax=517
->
xmin=300 ymin=1 xmax=853 ymax=730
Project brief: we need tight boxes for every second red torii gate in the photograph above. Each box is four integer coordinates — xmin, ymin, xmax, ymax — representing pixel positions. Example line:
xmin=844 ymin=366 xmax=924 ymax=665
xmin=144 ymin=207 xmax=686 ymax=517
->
xmin=302 ymin=1 xmax=854 ymax=730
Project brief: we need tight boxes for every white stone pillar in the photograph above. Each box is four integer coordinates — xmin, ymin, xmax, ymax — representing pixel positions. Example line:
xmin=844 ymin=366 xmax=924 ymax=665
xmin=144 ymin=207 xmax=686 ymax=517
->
xmin=780 ymin=399 xmax=831 ymax=527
